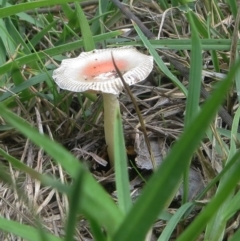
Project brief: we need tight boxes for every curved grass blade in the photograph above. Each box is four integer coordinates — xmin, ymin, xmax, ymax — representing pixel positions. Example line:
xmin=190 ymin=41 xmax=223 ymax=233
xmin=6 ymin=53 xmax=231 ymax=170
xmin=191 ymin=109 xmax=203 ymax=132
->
xmin=183 ymin=9 xmax=202 ymax=203
xmin=184 ymin=10 xmax=202 ymax=126
xmin=0 ymin=0 xmax=82 ymax=18
xmin=0 ymin=217 xmax=63 ymax=241
xmin=133 ymin=22 xmax=188 ymax=96
xmin=158 ymin=202 xmax=194 ymax=241
xmin=120 ymin=39 xmax=240 ymax=51
xmin=64 ymin=169 xmax=85 ymax=241
xmin=114 ymin=107 xmax=132 ymax=213
xmin=75 ymin=2 xmax=95 ymax=51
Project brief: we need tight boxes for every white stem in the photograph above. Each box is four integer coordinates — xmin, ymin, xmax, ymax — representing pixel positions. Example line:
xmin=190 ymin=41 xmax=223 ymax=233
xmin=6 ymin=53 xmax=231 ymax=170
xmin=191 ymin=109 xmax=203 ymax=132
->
xmin=102 ymin=93 xmax=120 ymax=166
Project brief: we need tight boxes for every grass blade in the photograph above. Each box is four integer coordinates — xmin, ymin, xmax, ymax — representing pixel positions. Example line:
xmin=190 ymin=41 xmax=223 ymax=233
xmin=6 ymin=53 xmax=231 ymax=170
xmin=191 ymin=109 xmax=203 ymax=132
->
xmin=0 ymin=0 xmax=82 ymax=18
xmin=0 ymin=217 xmax=63 ymax=241
xmin=114 ymin=107 xmax=132 ymax=213
xmin=184 ymin=10 xmax=202 ymax=128
xmin=133 ymin=22 xmax=188 ymax=96
xmin=183 ymin=9 xmax=202 ymax=203
xmin=64 ymin=169 xmax=85 ymax=241
xmin=75 ymin=2 xmax=95 ymax=51
xmin=158 ymin=202 xmax=194 ymax=241
xmin=121 ymin=39 xmax=240 ymax=51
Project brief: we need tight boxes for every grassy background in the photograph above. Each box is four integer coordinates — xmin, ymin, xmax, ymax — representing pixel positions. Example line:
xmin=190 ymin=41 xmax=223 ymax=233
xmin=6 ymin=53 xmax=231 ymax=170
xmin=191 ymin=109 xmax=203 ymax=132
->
xmin=0 ymin=0 xmax=240 ymax=241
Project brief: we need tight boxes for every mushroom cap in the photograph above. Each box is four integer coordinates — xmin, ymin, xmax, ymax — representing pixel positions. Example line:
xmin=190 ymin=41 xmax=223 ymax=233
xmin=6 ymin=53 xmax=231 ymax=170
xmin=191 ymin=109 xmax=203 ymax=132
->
xmin=52 ymin=47 xmax=153 ymax=95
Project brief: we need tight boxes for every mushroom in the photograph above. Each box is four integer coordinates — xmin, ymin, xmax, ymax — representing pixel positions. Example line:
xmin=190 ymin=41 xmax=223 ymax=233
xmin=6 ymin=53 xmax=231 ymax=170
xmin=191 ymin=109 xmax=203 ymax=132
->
xmin=52 ymin=46 xmax=153 ymax=165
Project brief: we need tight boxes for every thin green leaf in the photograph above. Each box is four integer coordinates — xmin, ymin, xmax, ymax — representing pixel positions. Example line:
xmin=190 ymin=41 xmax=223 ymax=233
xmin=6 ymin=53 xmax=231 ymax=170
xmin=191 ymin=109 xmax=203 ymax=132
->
xmin=226 ymin=0 xmax=237 ymax=18
xmin=133 ymin=22 xmax=188 ymax=96
xmin=182 ymin=8 xmax=202 ymax=204
xmin=158 ymin=202 xmax=194 ymax=241
xmin=0 ymin=217 xmax=63 ymax=241
xmin=222 ymin=190 xmax=240 ymax=221
xmin=184 ymin=10 xmax=202 ymax=128
xmin=156 ymin=0 xmax=168 ymax=10
xmin=0 ymin=18 xmax=16 ymax=56
xmin=0 ymin=72 xmax=50 ymax=102
xmin=119 ymin=39 xmax=240 ymax=51
xmin=0 ymin=0 xmax=83 ymax=18
xmin=75 ymin=2 xmax=95 ymax=51
xmin=114 ymin=107 xmax=132 ymax=213
xmin=29 ymin=20 xmax=57 ymax=48
xmin=206 ymin=13 xmax=220 ymax=72
xmin=64 ymin=169 xmax=85 ymax=241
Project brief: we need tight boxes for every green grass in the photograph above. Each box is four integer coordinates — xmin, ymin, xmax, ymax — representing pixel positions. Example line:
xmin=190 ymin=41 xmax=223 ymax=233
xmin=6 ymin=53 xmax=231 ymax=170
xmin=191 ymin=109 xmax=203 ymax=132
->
xmin=0 ymin=1 xmax=240 ymax=241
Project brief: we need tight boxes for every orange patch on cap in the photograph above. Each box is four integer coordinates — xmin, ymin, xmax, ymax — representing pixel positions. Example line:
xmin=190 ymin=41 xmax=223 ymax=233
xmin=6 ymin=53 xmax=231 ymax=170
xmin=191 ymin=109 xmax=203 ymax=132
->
xmin=82 ymin=59 xmax=127 ymax=77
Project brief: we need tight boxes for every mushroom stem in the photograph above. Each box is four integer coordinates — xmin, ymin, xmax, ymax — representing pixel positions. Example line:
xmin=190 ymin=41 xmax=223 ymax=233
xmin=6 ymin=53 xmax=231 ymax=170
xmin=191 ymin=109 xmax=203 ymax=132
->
xmin=102 ymin=93 xmax=120 ymax=166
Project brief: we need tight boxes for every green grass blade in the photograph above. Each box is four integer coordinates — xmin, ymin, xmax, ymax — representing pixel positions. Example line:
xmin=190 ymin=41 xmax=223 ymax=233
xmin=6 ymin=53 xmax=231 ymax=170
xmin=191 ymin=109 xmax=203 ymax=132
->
xmin=235 ymin=55 xmax=240 ymax=103
xmin=91 ymin=0 xmax=109 ymax=35
xmin=29 ymin=20 xmax=57 ymax=48
xmin=121 ymin=39 xmax=239 ymax=51
xmin=176 ymin=151 xmax=240 ymax=241
xmin=222 ymin=190 xmax=240 ymax=220
xmin=0 ymin=217 xmax=63 ymax=241
xmin=0 ymin=0 xmax=83 ymax=18
xmin=184 ymin=10 xmax=202 ymax=128
xmin=61 ymin=3 xmax=74 ymax=19
xmin=133 ymin=22 xmax=188 ymax=96
xmin=0 ymin=104 xmax=123 ymax=235
xmin=64 ymin=169 xmax=85 ymax=241
xmin=89 ymin=218 xmax=107 ymax=241
xmin=105 ymin=0 xmax=129 ymax=29
xmin=111 ymin=57 xmax=240 ymax=241
xmin=75 ymin=2 xmax=95 ymax=51
xmin=182 ymin=9 xmax=202 ymax=204
xmin=158 ymin=202 xmax=194 ymax=241
xmin=5 ymin=17 xmax=31 ymax=54
xmin=0 ymin=18 xmax=16 ymax=56
xmin=206 ymin=14 xmax=220 ymax=72
xmin=0 ymin=72 xmax=49 ymax=102
xmin=226 ymin=0 xmax=237 ymax=17
xmin=156 ymin=0 xmax=168 ymax=10
xmin=114 ymin=107 xmax=132 ymax=213
xmin=186 ymin=9 xmax=208 ymax=38
xmin=11 ymin=67 xmax=32 ymax=100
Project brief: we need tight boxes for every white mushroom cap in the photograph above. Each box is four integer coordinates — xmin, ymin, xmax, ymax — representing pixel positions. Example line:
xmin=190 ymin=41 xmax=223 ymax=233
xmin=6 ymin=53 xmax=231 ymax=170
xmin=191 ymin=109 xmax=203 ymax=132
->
xmin=52 ymin=47 xmax=153 ymax=95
